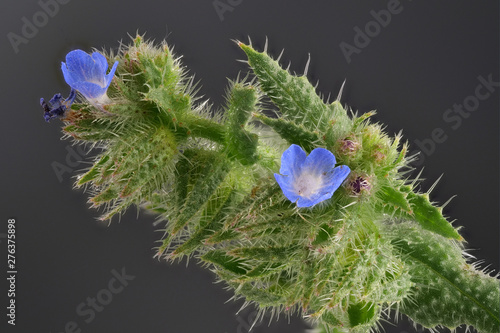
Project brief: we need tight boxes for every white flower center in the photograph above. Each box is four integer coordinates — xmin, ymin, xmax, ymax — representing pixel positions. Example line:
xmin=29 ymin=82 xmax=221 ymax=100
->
xmin=88 ymin=77 xmax=107 ymax=88
xmin=294 ymin=172 xmax=323 ymax=198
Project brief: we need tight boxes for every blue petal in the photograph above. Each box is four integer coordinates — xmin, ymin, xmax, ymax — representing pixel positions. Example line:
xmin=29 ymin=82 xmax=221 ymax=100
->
xmin=297 ymin=188 xmax=335 ymax=208
xmin=274 ymin=173 xmax=300 ymax=204
xmin=104 ymin=61 xmax=119 ymax=89
xmin=301 ymin=147 xmax=336 ymax=176
xmin=279 ymin=144 xmax=307 ymax=179
xmin=61 ymin=61 xmax=76 ymax=86
xmin=43 ymin=113 xmax=53 ymax=122
xmin=319 ymin=165 xmax=351 ymax=200
xmin=91 ymin=52 xmax=109 ymax=74
xmin=63 ymin=50 xmax=96 ymax=84
xmin=49 ymin=93 xmax=63 ymax=108
xmin=70 ymin=81 xmax=106 ymax=99
xmin=67 ymin=89 xmax=76 ymax=104
xmin=63 ymin=50 xmax=110 ymax=88
xmin=326 ymin=165 xmax=351 ymax=194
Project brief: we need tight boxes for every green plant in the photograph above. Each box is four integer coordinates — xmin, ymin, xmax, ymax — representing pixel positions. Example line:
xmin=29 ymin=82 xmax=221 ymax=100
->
xmin=40 ymin=35 xmax=499 ymax=333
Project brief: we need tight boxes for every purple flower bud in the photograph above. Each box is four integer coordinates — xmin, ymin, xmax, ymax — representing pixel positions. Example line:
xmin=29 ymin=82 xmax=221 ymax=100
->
xmin=339 ymin=138 xmax=360 ymax=156
xmin=349 ymin=176 xmax=372 ymax=195
xmin=40 ymin=89 xmax=76 ymax=122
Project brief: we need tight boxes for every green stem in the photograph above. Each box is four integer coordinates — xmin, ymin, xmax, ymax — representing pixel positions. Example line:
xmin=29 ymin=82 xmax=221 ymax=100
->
xmin=184 ymin=115 xmax=226 ymax=144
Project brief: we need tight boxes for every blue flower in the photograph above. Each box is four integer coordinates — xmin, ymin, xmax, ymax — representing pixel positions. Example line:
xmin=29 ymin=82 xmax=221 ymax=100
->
xmin=61 ymin=50 xmax=118 ymax=103
xmin=40 ymin=89 xmax=76 ymax=122
xmin=274 ymin=144 xmax=350 ymax=208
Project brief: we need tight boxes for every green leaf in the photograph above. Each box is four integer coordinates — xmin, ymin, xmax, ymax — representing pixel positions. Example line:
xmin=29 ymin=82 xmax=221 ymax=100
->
xmin=378 ymin=185 xmax=462 ymax=240
xmin=321 ymin=311 xmax=343 ymax=327
xmin=202 ymin=250 xmax=247 ymax=275
xmin=406 ymin=190 xmax=461 ymax=240
xmin=236 ymin=282 xmax=285 ymax=306
xmin=225 ymin=83 xmax=259 ymax=164
xmin=230 ymin=246 xmax=298 ymax=262
xmin=174 ymin=155 xmax=191 ymax=209
xmin=375 ymin=185 xmax=412 ymax=214
xmin=91 ymin=186 xmax=118 ymax=205
xmin=235 ymin=212 xmax=303 ymax=238
xmin=239 ymin=43 xmax=334 ymax=132
xmin=347 ymin=302 xmax=377 ymax=327
xmin=145 ymin=87 xmax=226 ymax=144
xmin=172 ymin=189 xmax=235 ymax=257
xmin=225 ymin=82 xmax=258 ymax=126
xmin=145 ymin=86 xmax=189 ymax=121
xmin=352 ymin=111 xmax=376 ymax=131
xmin=253 ymin=113 xmax=321 ymax=152
xmin=300 ymin=257 xmax=316 ymax=309
xmin=99 ymin=199 xmax=132 ymax=221
xmin=137 ymin=47 xmax=177 ymax=89
xmin=322 ymin=101 xmax=353 ymax=146
xmin=244 ymin=262 xmax=284 ymax=279
xmin=312 ymin=223 xmax=336 ymax=246
xmin=77 ymin=155 xmax=110 ymax=186
xmin=171 ymin=151 xmax=230 ymax=234
xmin=205 ymin=229 xmax=240 ymax=244
xmin=390 ymin=222 xmax=500 ymax=333
xmin=313 ymin=255 xmax=337 ymax=296
xmin=185 ymin=115 xmax=227 ymax=144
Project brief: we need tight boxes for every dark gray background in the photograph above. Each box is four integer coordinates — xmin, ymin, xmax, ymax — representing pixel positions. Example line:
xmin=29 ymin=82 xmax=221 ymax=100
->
xmin=1 ymin=1 xmax=498 ymax=332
